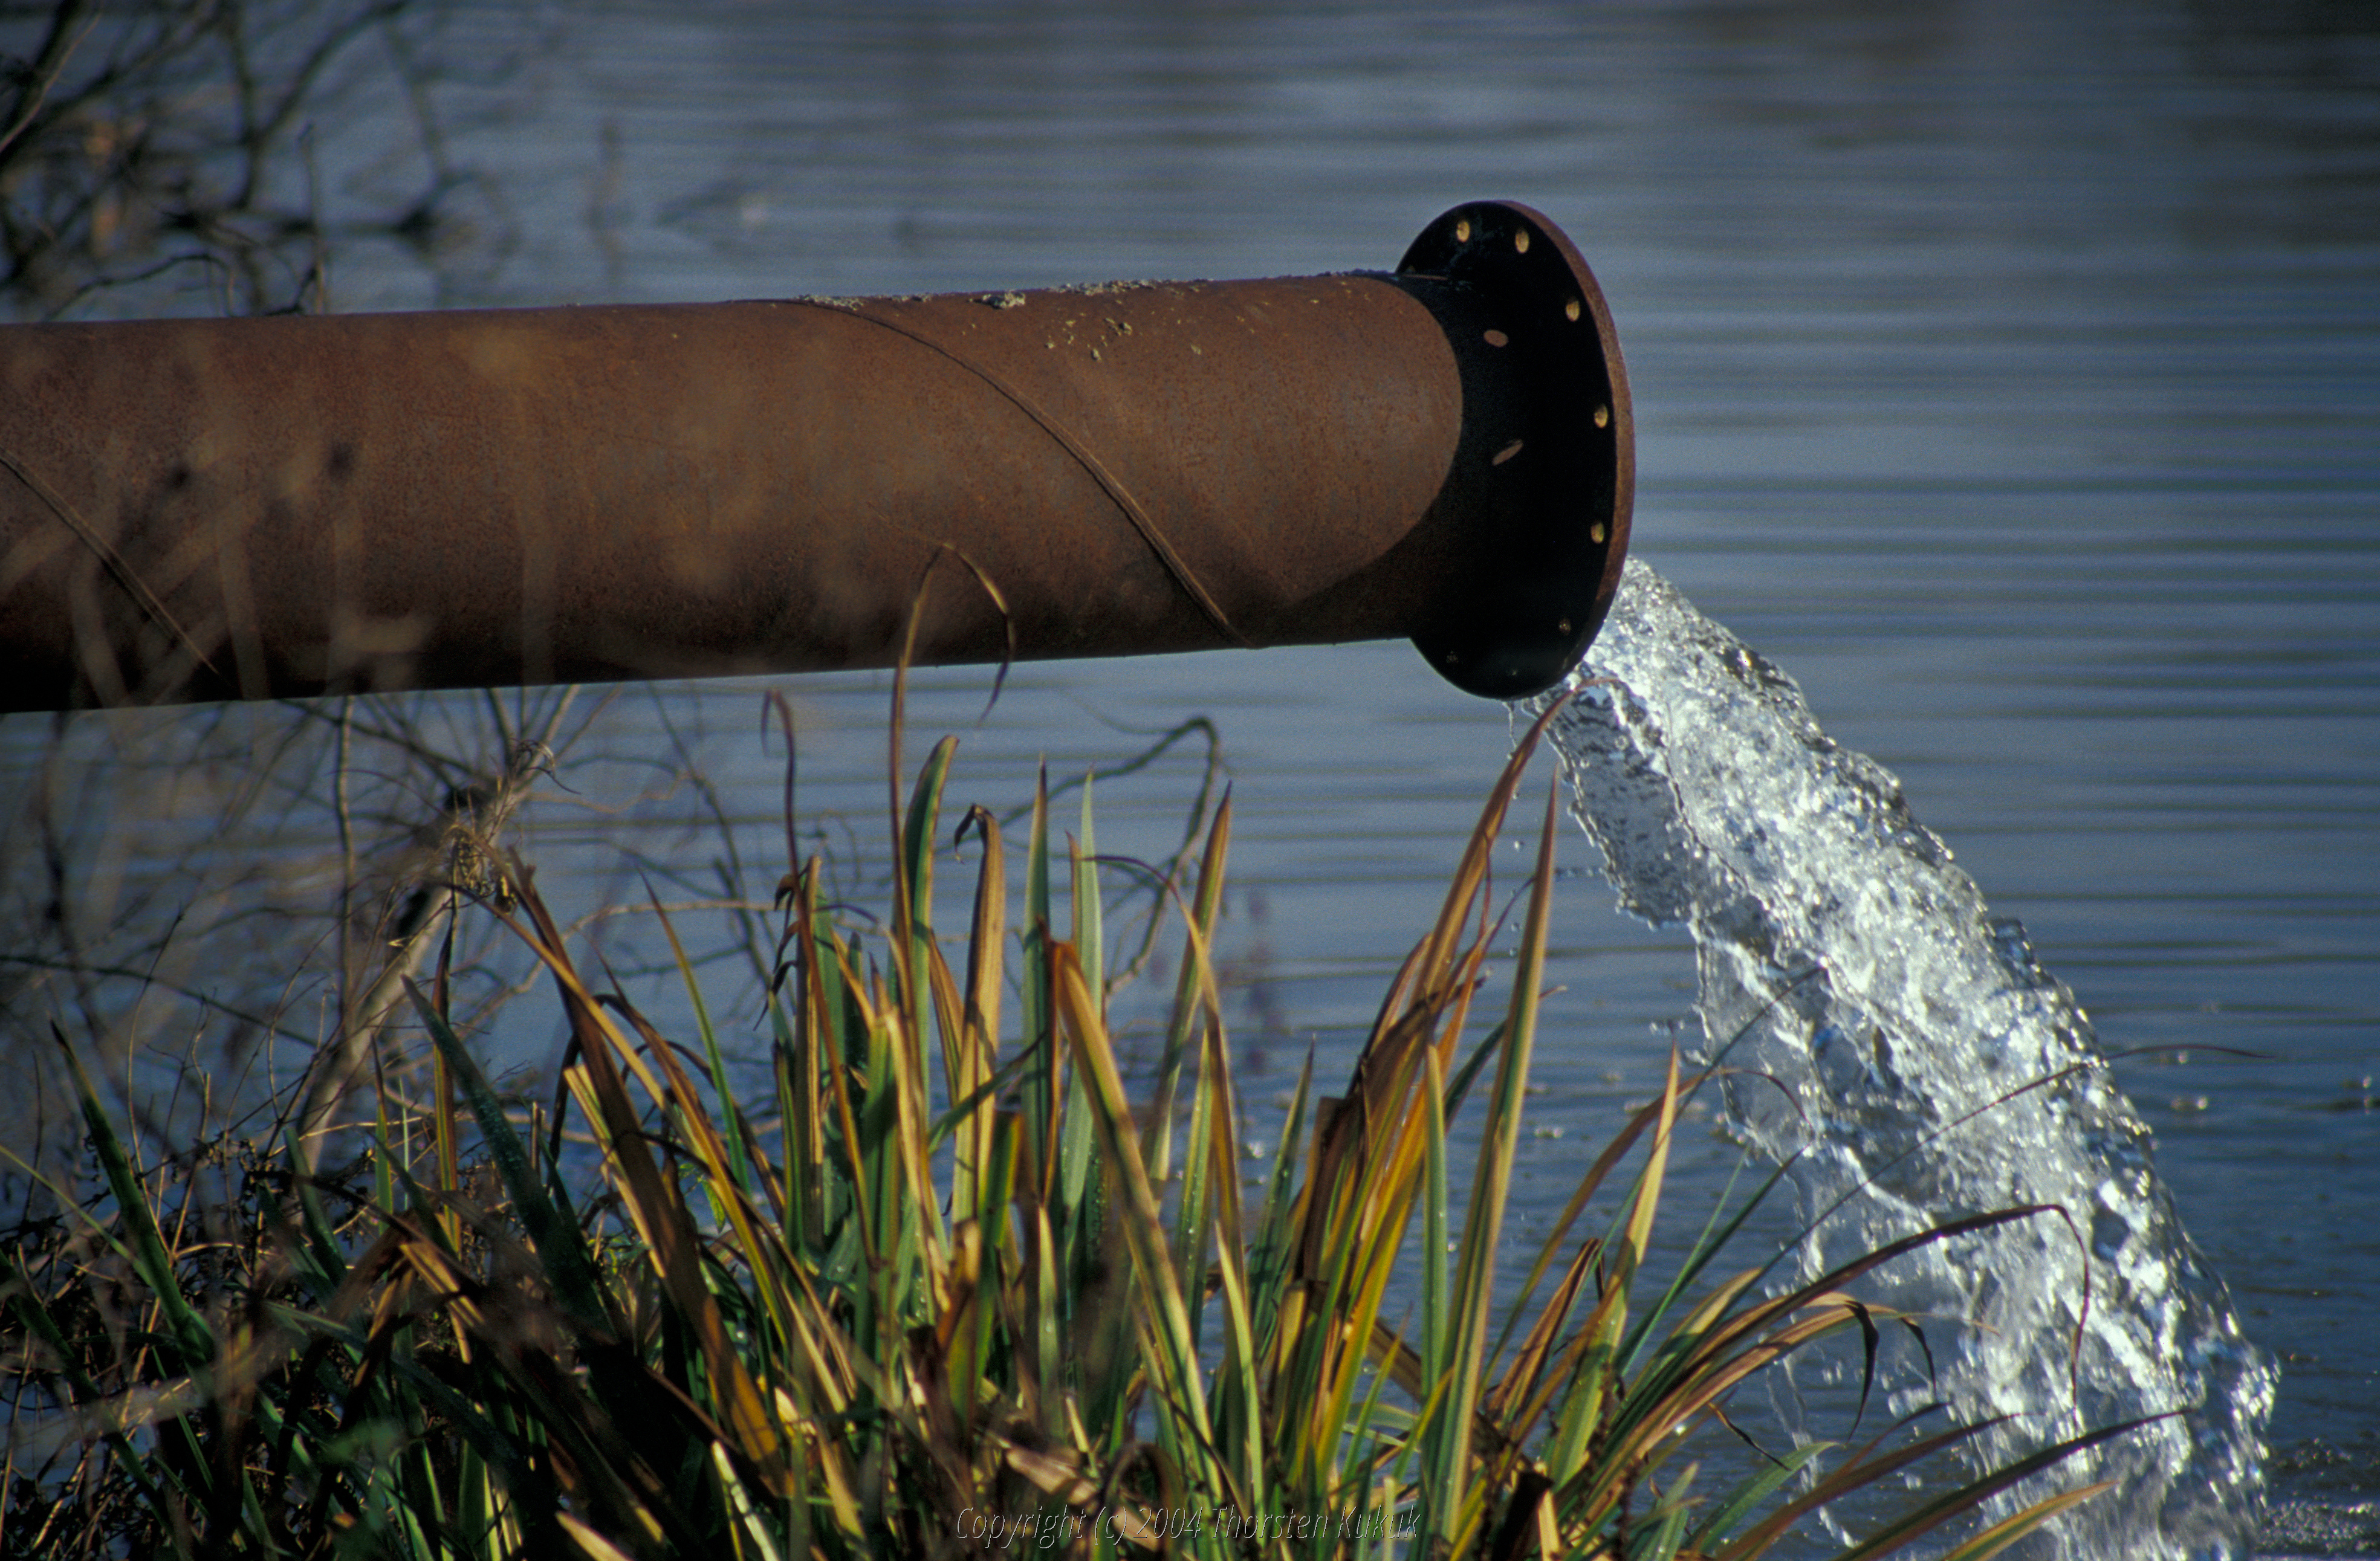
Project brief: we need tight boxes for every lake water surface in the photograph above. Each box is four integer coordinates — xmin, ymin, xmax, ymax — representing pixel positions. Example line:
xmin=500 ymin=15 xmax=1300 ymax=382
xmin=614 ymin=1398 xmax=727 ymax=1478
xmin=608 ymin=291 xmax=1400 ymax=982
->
xmin=7 ymin=0 xmax=2376 ymax=1548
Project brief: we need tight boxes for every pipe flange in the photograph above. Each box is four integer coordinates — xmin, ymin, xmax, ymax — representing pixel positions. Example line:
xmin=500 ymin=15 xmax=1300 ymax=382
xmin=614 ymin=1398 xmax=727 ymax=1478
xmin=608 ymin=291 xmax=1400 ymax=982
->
xmin=1396 ymin=199 xmax=1634 ymax=699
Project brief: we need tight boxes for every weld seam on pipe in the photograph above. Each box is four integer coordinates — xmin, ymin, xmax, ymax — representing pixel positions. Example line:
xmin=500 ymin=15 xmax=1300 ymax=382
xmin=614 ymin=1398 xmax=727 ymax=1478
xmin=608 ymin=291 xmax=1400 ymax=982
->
xmin=802 ymin=300 xmax=1251 ymax=648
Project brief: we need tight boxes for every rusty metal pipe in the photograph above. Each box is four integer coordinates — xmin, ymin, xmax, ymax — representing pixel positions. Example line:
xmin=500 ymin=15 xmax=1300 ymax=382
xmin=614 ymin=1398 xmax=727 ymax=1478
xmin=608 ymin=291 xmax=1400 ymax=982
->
xmin=0 ymin=200 xmax=1630 ymax=712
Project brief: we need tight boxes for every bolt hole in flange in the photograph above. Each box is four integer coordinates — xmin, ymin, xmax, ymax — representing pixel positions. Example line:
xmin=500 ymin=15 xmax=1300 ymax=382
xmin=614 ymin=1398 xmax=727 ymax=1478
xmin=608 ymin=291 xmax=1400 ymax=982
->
xmin=1393 ymin=200 xmax=1633 ymax=699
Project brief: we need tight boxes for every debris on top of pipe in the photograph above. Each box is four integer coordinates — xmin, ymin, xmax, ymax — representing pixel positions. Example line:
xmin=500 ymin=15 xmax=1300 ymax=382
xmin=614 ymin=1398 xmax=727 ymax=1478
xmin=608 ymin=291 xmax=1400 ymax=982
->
xmin=0 ymin=200 xmax=1630 ymax=711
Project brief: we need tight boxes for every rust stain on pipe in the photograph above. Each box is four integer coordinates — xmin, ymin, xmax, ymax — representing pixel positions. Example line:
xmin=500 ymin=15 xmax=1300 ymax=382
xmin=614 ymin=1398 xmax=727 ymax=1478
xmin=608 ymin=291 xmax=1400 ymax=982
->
xmin=0 ymin=200 xmax=1631 ymax=711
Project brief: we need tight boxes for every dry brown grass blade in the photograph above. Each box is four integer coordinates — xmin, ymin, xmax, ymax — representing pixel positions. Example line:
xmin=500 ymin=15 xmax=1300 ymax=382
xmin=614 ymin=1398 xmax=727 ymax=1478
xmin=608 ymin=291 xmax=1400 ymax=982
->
xmin=1483 ymin=1230 xmax=1603 ymax=1432
xmin=1046 ymin=939 xmax=1215 ymax=1457
xmin=1934 ymin=1479 xmax=2119 ymax=1561
xmin=493 ymin=874 xmax=790 ymax=1492
xmin=1296 ymin=694 xmax=1578 ymax=1293
xmin=1591 ymin=1291 xmax=1889 ymax=1494
xmin=1485 ymin=1075 xmax=1713 ymax=1447
xmin=1494 ymin=1067 xmax=1709 ymax=1378
xmin=1347 ymin=694 xmax=1574 ymax=1119
xmin=1150 ymin=788 xmax=1232 ymax=1188
xmin=1409 ymin=694 xmax=1571 ymax=997
xmin=1666 ymin=1205 xmax=2072 ymax=1419
xmin=956 ymin=803 xmax=1008 ymax=1220
xmin=1713 ymin=1415 xmax=2025 ymax=1561
xmin=786 ymin=856 xmax=840 ymax=1239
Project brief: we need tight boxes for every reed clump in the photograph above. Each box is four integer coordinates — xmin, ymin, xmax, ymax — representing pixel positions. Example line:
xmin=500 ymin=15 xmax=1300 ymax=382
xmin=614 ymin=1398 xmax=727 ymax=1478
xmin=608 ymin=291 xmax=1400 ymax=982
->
xmin=1 ymin=693 xmax=2122 ymax=1560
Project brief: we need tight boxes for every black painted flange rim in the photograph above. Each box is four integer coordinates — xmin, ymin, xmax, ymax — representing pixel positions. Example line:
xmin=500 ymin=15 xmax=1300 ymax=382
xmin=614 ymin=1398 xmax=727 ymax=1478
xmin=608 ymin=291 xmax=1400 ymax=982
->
xmin=1397 ymin=199 xmax=1635 ymax=699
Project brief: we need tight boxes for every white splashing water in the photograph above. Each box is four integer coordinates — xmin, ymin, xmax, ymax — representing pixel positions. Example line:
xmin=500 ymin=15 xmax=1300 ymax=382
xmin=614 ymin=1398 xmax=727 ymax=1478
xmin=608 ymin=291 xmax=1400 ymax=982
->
xmin=1523 ymin=560 xmax=2274 ymax=1560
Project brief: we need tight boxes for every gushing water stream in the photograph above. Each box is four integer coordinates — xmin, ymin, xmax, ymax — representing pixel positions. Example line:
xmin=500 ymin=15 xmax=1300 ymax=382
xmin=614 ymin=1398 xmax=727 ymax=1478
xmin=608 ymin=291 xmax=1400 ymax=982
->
xmin=1525 ymin=561 xmax=2275 ymax=1559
